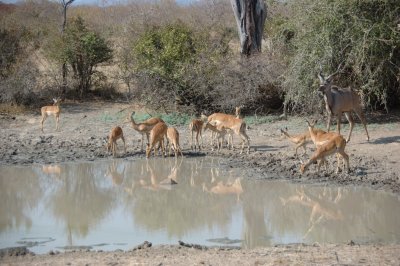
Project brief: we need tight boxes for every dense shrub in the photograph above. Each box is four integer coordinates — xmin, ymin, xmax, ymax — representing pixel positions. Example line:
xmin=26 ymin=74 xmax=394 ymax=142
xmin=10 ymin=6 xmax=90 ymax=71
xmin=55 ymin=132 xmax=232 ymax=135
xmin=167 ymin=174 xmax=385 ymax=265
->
xmin=276 ymin=0 xmax=400 ymax=113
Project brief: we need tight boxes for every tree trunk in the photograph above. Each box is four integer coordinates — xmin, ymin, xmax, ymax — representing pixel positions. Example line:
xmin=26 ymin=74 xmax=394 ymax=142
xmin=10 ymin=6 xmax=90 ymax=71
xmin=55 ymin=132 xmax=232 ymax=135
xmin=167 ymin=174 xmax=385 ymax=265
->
xmin=60 ymin=0 xmax=75 ymax=97
xmin=230 ymin=0 xmax=267 ymax=56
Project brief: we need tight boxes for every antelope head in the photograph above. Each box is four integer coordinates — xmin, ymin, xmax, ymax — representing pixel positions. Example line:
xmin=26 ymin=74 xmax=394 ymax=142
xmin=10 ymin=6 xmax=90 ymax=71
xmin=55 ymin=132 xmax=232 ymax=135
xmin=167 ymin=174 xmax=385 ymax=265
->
xmin=52 ymin=97 xmax=62 ymax=105
xmin=317 ymin=63 xmax=343 ymax=93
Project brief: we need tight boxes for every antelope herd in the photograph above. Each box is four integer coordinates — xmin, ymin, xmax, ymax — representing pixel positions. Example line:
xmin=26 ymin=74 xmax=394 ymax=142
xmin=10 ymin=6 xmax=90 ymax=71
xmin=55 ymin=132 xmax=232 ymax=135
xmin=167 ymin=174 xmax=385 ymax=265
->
xmin=39 ymin=68 xmax=369 ymax=175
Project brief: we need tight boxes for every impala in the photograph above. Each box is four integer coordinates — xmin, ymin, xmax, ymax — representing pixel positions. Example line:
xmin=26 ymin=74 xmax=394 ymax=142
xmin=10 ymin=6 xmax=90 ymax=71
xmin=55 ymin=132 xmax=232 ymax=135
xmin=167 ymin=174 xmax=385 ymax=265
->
xmin=318 ymin=66 xmax=370 ymax=142
xmin=166 ymin=127 xmax=183 ymax=157
xmin=106 ymin=126 xmax=126 ymax=157
xmin=146 ymin=122 xmax=168 ymax=158
xmin=189 ymin=119 xmax=204 ymax=151
xmin=300 ymin=119 xmax=349 ymax=174
xmin=204 ymin=113 xmax=250 ymax=154
xmin=40 ymin=98 xmax=62 ymax=132
xmin=280 ymin=127 xmax=312 ymax=157
xmin=129 ymin=111 xmax=164 ymax=151
xmin=203 ymin=122 xmax=230 ymax=153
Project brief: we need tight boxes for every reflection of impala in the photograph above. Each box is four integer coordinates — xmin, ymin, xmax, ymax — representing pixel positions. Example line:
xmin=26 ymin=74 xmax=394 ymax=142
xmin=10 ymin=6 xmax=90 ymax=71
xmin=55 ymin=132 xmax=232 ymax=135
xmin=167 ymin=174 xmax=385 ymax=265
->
xmin=106 ymin=161 xmax=125 ymax=186
xmin=281 ymin=187 xmax=344 ymax=238
xmin=42 ymin=164 xmax=61 ymax=176
xmin=203 ymin=178 xmax=244 ymax=202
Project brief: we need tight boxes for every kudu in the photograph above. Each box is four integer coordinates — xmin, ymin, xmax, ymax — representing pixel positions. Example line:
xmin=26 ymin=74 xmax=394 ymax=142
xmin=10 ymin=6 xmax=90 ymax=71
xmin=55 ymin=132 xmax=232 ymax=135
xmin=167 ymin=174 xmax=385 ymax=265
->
xmin=318 ymin=66 xmax=370 ymax=143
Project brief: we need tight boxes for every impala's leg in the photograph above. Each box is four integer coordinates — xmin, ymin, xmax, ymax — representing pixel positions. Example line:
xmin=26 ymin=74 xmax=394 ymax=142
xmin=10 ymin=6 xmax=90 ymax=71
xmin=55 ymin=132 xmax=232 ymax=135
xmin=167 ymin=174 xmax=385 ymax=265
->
xmin=113 ymin=141 xmax=117 ymax=157
xmin=195 ymin=131 xmax=200 ymax=150
xmin=302 ymin=142 xmax=307 ymax=155
xmin=229 ymin=133 xmax=233 ymax=150
xmin=344 ymin=112 xmax=354 ymax=143
xmin=199 ymin=130 xmax=203 ymax=149
xmin=355 ymin=109 xmax=370 ymax=141
xmin=121 ymin=135 xmax=126 ymax=154
xmin=338 ymin=150 xmax=350 ymax=173
xmin=239 ymin=131 xmax=250 ymax=154
xmin=55 ymin=114 xmax=60 ymax=131
xmin=191 ymin=130 xmax=194 ymax=150
xmin=335 ymin=153 xmax=340 ymax=174
xmin=140 ymin=134 xmax=144 ymax=151
xmin=41 ymin=113 xmax=47 ymax=133
xmin=295 ymin=141 xmax=305 ymax=157
xmin=161 ymin=139 xmax=165 ymax=157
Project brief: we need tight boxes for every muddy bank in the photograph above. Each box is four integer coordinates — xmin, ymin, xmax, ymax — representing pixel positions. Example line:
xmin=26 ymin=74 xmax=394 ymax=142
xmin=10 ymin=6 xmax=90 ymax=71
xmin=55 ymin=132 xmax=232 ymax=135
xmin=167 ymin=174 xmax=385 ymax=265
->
xmin=1 ymin=102 xmax=399 ymax=195
xmin=1 ymin=242 xmax=400 ymax=265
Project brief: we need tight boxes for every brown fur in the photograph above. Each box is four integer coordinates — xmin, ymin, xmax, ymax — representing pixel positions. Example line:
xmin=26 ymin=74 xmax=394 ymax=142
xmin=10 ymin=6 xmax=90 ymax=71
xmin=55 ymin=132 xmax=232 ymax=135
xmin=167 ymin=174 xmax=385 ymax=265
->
xmin=205 ymin=113 xmax=250 ymax=154
xmin=146 ymin=122 xmax=168 ymax=158
xmin=318 ymin=71 xmax=369 ymax=142
xmin=301 ymin=120 xmax=349 ymax=174
xmin=166 ymin=127 xmax=183 ymax=157
xmin=40 ymin=98 xmax=61 ymax=132
xmin=189 ymin=119 xmax=204 ymax=151
xmin=107 ymin=126 xmax=126 ymax=157
xmin=204 ymin=122 xmax=230 ymax=152
xmin=129 ymin=111 xmax=164 ymax=151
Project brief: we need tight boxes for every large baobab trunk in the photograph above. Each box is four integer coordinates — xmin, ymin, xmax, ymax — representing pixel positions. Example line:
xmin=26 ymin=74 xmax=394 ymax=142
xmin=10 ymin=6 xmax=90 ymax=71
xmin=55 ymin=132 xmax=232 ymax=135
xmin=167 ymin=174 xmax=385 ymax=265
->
xmin=60 ymin=0 xmax=75 ymax=96
xmin=230 ymin=0 xmax=267 ymax=56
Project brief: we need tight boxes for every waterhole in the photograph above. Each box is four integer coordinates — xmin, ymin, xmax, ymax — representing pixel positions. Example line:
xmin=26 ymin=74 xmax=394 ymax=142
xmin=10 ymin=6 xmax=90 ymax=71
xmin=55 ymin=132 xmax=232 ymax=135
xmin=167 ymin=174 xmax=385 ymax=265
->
xmin=0 ymin=157 xmax=399 ymax=254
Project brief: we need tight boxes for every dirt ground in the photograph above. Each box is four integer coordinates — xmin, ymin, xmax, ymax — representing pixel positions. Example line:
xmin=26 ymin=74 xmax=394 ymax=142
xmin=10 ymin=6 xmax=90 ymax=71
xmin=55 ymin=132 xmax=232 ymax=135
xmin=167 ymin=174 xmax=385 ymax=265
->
xmin=1 ymin=101 xmax=400 ymax=265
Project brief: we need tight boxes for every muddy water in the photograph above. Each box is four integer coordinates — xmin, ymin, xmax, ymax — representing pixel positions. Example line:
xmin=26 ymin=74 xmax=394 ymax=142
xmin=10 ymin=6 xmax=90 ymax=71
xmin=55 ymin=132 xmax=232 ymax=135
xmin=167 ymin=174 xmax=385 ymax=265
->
xmin=0 ymin=157 xmax=399 ymax=254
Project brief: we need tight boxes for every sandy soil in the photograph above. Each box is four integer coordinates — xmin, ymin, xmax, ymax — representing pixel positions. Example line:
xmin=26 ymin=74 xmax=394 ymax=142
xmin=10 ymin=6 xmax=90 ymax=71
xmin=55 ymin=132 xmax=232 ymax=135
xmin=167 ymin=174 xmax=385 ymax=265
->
xmin=1 ymin=101 xmax=400 ymax=265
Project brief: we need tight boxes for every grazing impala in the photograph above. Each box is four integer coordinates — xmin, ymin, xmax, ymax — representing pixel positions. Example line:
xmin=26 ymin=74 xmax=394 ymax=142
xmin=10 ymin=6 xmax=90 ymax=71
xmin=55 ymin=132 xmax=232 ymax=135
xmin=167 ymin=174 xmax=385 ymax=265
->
xmin=106 ymin=126 xmax=126 ymax=157
xmin=189 ymin=119 xmax=204 ymax=151
xmin=40 ymin=98 xmax=61 ymax=132
xmin=300 ymin=120 xmax=349 ymax=174
xmin=146 ymin=122 xmax=168 ymax=158
xmin=203 ymin=122 xmax=231 ymax=152
xmin=129 ymin=111 xmax=164 ymax=151
xmin=318 ymin=66 xmax=369 ymax=142
xmin=166 ymin=127 xmax=183 ymax=157
xmin=204 ymin=113 xmax=250 ymax=154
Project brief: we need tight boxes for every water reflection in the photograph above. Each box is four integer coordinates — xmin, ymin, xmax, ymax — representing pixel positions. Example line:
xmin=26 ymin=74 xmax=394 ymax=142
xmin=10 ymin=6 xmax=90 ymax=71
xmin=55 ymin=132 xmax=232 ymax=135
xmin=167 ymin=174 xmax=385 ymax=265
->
xmin=0 ymin=158 xmax=400 ymax=254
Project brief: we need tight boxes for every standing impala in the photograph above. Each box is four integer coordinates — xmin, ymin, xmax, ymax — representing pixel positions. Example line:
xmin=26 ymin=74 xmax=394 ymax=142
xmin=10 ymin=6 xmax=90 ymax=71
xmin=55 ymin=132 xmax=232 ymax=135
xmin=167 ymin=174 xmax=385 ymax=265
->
xmin=300 ymin=119 xmax=349 ymax=174
xmin=129 ymin=111 xmax=164 ymax=151
xmin=189 ymin=119 xmax=204 ymax=151
xmin=318 ymin=66 xmax=369 ymax=142
xmin=40 ymin=98 xmax=62 ymax=132
xmin=205 ymin=113 xmax=250 ymax=154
